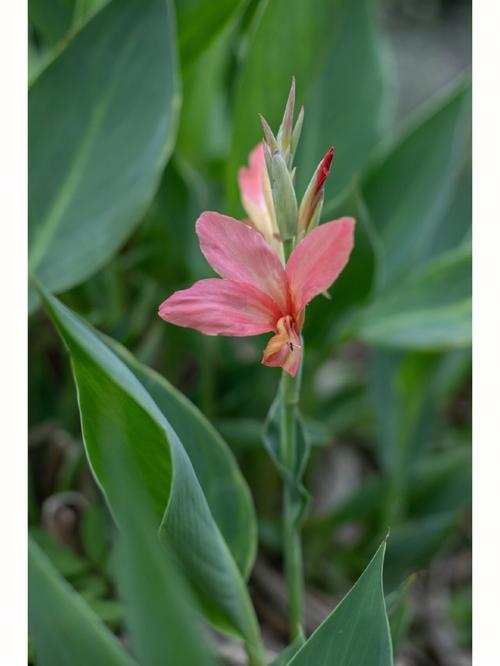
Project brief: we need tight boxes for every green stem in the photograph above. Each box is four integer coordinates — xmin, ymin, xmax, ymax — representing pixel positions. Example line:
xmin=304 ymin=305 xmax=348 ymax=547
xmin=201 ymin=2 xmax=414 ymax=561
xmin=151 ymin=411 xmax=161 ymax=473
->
xmin=280 ymin=369 xmax=304 ymax=641
xmin=245 ymin=642 xmax=266 ymax=666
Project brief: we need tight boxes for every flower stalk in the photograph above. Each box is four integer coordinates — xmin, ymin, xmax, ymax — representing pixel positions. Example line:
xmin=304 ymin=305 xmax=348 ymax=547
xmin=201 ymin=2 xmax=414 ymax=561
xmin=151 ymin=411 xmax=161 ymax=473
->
xmin=158 ymin=77 xmax=355 ymax=648
xmin=280 ymin=362 xmax=304 ymax=641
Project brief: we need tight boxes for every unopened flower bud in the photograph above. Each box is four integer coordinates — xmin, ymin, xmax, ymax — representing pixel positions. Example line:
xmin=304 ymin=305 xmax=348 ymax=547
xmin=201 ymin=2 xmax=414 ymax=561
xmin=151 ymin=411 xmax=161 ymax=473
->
xmin=277 ymin=78 xmax=296 ymax=162
xmin=290 ymin=105 xmax=304 ymax=163
xmin=259 ymin=114 xmax=278 ymax=153
xmin=297 ymin=147 xmax=334 ymax=236
xmin=271 ymin=151 xmax=298 ymax=240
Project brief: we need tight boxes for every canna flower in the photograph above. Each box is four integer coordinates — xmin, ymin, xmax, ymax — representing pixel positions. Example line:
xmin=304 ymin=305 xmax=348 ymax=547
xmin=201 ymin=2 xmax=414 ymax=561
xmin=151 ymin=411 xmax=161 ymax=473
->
xmin=158 ymin=212 xmax=355 ymax=377
xmin=238 ymin=143 xmax=281 ymax=254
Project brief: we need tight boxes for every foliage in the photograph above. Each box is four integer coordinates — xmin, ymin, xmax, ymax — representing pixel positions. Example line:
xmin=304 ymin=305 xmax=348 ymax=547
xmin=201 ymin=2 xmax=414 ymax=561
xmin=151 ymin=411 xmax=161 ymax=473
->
xmin=29 ymin=0 xmax=471 ymax=663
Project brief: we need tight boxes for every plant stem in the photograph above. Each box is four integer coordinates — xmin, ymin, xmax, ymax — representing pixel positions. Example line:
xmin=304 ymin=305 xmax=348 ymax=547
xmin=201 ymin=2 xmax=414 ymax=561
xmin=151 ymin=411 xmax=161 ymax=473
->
xmin=280 ymin=369 xmax=304 ymax=641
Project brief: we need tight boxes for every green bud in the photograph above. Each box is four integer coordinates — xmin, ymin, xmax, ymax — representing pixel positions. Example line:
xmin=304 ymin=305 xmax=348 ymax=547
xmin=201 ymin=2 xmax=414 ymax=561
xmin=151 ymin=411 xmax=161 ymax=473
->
xmin=259 ymin=114 xmax=278 ymax=153
xmin=271 ymin=151 xmax=298 ymax=241
xmin=277 ymin=78 xmax=296 ymax=160
xmin=290 ymin=105 xmax=304 ymax=164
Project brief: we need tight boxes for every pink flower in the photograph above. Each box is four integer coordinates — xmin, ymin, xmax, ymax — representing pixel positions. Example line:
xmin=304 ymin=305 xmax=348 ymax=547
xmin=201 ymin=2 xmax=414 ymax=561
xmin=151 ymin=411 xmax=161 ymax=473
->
xmin=238 ymin=144 xmax=281 ymax=255
xmin=158 ymin=212 xmax=355 ymax=377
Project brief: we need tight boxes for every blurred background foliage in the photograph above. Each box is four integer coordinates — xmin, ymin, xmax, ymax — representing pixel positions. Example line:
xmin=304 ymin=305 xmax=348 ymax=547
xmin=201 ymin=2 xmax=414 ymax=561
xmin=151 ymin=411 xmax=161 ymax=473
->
xmin=28 ymin=0 xmax=471 ymax=663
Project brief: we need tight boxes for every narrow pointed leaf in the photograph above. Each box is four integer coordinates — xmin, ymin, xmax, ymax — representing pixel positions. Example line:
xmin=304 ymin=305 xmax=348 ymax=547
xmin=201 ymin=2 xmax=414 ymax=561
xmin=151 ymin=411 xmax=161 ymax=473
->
xmin=288 ymin=541 xmax=393 ymax=666
xmin=361 ymin=78 xmax=471 ymax=287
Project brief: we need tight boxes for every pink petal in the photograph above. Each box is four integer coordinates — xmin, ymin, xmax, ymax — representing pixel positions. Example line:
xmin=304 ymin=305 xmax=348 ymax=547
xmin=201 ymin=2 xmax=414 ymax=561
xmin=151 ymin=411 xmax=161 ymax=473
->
xmin=286 ymin=217 xmax=355 ymax=315
xmin=196 ymin=211 xmax=289 ymax=313
xmin=238 ymin=143 xmax=266 ymax=208
xmin=158 ymin=279 xmax=280 ymax=336
xmin=238 ymin=145 xmax=280 ymax=253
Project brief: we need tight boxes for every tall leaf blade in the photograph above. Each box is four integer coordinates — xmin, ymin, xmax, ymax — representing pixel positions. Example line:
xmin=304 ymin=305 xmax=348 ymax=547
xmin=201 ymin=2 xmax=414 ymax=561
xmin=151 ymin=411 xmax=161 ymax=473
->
xmin=175 ymin=0 xmax=244 ymax=68
xmin=35 ymin=283 xmax=262 ymax=655
xmin=107 ymin=432 xmax=219 ymax=665
xmin=29 ymin=0 xmax=180 ymax=308
xmin=288 ymin=541 xmax=393 ymax=666
xmin=106 ymin=334 xmax=257 ymax=579
xmin=360 ymin=78 xmax=471 ymax=287
xmin=298 ymin=0 xmax=394 ymax=202
xmin=28 ymin=538 xmax=135 ymax=666
xmin=357 ymin=245 xmax=471 ymax=350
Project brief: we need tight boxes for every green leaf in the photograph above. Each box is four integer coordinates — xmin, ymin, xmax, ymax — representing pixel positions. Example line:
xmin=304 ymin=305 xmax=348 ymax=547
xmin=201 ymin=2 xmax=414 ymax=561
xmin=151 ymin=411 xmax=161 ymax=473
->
xmin=269 ymin=637 xmax=304 ymax=666
xmin=36 ymin=282 xmax=263 ymax=657
xmin=356 ymin=245 xmax=471 ymax=350
xmin=29 ymin=538 xmax=135 ymax=666
xmin=29 ymin=0 xmax=75 ymax=45
xmin=107 ymin=427 xmax=219 ymax=665
xmin=360 ymin=77 xmax=471 ymax=287
xmin=177 ymin=28 xmax=235 ymax=168
xmin=105 ymin=334 xmax=257 ymax=578
xmin=29 ymin=0 xmax=180 ymax=309
xmin=30 ymin=527 xmax=90 ymax=580
xmin=288 ymin=541 xmax=393 ymax=665
xmin=298 ymin=0 xmax=394 ymax=202
xmin=226 ymin=0 xmax=343 ymax=211
xmin=263 ymin=390 xmax=311 ymax=526
xmin=384 ymin=513 xmax=457 ymax=590
xmin=175 ymin=0 xmax=244 ymax=68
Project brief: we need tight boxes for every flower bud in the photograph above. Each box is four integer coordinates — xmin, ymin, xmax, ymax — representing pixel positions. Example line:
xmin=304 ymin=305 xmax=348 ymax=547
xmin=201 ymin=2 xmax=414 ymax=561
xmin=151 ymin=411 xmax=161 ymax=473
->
xmin=290 ymin=105 xmax=304 ymax=164
xmin=259 ymin=114 xmax=278 ymax=153
xmin=277 ymin=78 xmax=295 ymax=162
xmin=297 ymin=147 xmax=334 ymax=236
xmin=271 ymin=150 xmax=298 ymax=240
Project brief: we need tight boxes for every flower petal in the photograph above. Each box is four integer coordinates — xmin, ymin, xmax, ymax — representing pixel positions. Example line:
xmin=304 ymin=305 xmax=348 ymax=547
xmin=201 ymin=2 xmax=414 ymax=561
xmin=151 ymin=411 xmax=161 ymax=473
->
xmin=262 ymin=315 xmax=302 ymax=377
xmin=196 ymin=211 xmax=289 ymax=313
xmin=238 ymin=144 xmax=280 ymax=252
xmin=159 ymin=279 xmax=280 ymax=336
xmin=286 ymin=217 xmax=355 ymax=315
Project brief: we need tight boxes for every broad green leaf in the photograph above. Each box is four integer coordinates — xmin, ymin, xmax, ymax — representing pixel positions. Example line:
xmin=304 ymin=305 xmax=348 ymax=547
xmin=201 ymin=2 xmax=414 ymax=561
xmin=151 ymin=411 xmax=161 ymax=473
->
xmin=177 ymin=27 xmax=234 ymax=168
xmin=288 ymin=541 xmax=393 ymax=666
xmin=36 ymin=283 xmax=263 ymax=658
xmin=359 ymin=77 xmax=471 ymax=287
xmin=107 ymin=432 xmax=219 ymax=665
xmin=175 ymin=0 xmax=244 ymax=68
xmin=298 ymin=0 xmax=394 ymax=202
xmin=226 ymin=0 xmax=343 ymax=211
xmin=29 ymin=0 xmax=180 ymax=309
xmin=73 ymin=0 xmax=109 ymax=25
xmin=29 ymin=0 xmax=74 ymax=45
xmin=29 ymin=538 xmax=135 ymax=666
xmin=356 ymin=245 xmax=471 ymax=350
xmin=106 ymin=334 xmax=257 ymax=578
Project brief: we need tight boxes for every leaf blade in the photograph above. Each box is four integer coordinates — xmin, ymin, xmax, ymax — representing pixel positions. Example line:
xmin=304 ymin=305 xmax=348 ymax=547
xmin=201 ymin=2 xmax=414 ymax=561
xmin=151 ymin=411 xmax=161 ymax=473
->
xmin=29 ymin=0 xmax=180 ymax=307
xmin=288 ymin=541 xmax=393 ymax=666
